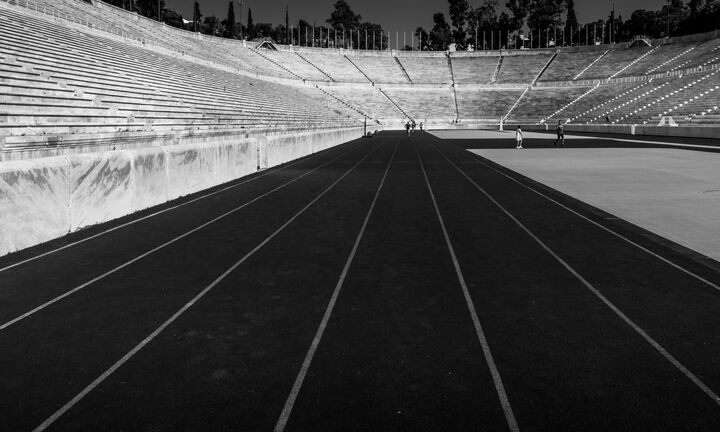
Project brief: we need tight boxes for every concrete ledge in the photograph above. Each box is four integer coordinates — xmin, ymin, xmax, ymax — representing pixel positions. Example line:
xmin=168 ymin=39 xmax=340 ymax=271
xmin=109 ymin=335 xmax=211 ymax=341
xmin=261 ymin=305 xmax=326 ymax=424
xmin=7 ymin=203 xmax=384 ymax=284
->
xmin=634 ymin=125 xmax=720 ymax=139
xmin=529 ymin=124 xmax=720 ymax=139
xmin=0 ymin=127 xmax=362 ymax=257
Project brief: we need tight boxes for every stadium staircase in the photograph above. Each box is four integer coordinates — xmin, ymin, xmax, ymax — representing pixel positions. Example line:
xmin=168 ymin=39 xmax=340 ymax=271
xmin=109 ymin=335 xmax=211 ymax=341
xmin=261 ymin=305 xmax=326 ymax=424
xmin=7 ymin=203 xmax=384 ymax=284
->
xmin=610 ymin=46 xmax=660 ymax=79
xmin=295 ymin=52 xmax=336 ymax=82
xmin=315 ymin=85 xmax=373 ymax=120
xmin=503 ymin=86 xmax=530 ymax=122
xmin=646 ymin=45 xmax=697 ymax=75
xmin=545 ymin=83 xmax=599 ymax=122
xmin=490 ymin=56 xmax=503 ymax=84
xmin=394 ymin=57 xmax=413 ymax=83
xmin=573 ymin=50 xmax=609 ymax=80
xmin=377 ymin=87 xmax=411 ymax=120
xmin=249 ymin=48 xmax=304 ymax=80
xmin=344 ymin=55 xmax=374 ymax=83
xmin=533 ymin=52 xmax=557 ymax=84
xmin=446 ymin=54 xmax=460 ymax=120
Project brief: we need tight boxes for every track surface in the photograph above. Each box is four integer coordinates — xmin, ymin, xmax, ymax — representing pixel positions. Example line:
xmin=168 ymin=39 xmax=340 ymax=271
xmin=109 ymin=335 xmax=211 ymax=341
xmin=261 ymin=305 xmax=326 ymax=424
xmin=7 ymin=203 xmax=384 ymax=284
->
xmin=2 ymin=131 xmax=720 ymax=431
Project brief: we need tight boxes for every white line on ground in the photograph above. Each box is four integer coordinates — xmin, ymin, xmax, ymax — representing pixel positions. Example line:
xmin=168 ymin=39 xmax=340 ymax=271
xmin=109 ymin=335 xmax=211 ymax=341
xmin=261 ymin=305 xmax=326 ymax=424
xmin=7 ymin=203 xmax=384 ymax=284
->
xmin=274 ymin=142 xmax=399 ymax=432
xmin=0 ymin=141 xmax=362 ymax=274
xmin=432 ymin=142 xmax=720 ymax=407
xmin=415 ymin=142 xmax=520 ymax=432
xmin=32 ymin=140 xmax=384 ymax=432
xmin=0 ymin=145 xmax=363 ymax=332
xmin=460 ymin=147 xmax=720 ymax=292
xmin=606 ymin=137 xmax=720 ymax=150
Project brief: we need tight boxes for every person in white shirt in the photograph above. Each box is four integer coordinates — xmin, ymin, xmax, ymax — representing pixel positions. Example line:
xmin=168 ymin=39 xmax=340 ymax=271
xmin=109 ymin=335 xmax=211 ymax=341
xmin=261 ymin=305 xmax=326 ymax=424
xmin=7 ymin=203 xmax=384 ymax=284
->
xmin=516 ymin=126 xmax=523 ymax=149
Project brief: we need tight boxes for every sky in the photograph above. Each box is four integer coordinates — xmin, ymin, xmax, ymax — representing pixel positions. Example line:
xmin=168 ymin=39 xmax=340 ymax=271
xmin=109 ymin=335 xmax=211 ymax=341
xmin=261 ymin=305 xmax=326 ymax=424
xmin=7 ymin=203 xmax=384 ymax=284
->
xmin=164 ymin=0 xmax=670 ymax=31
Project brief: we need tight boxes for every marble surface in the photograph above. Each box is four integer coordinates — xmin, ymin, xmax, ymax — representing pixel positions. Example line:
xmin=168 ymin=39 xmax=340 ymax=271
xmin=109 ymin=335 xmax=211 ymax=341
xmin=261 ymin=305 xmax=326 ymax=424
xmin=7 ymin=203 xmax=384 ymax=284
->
xmin=0 ymin=127 xmax=363 ymax=257
xmin=0 ymin=157 xmax=72 ymax=256
xmin=68 ymin=151 xmax=134 ymax=231
xmin=131 ymin=147 xmax=169 ymax=212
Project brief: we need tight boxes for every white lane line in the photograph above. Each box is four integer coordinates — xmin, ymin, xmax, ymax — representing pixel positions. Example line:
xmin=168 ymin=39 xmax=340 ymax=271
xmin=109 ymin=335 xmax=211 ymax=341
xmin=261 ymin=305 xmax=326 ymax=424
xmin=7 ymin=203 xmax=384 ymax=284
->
xmin=414 ymin=143 xmax=520 ymax=432
xmin=274 ymin=142 xmax=398 ymax=432
xmin=433 ymin=142 xmax=720 ymax=407
xmin=0 ymin=145 xmax=364 ymax=333
xmin=0 ymin=141 xmax=362 ymax=274
xmin=460 ymin=146 xmax=720 ymax=292
xmin=32 ymin=140 xmax=383 ymax=432
xmin=606 ymin=137 xmax=720 ymax=150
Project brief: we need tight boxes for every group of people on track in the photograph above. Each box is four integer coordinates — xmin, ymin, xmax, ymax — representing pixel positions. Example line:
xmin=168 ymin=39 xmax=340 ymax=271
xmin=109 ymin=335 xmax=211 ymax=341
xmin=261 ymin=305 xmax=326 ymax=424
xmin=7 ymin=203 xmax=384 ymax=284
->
xmin=405 ymin=120 xmax=423 ymax=135
xmin=515 ymin=120 xmax=565 ymax=149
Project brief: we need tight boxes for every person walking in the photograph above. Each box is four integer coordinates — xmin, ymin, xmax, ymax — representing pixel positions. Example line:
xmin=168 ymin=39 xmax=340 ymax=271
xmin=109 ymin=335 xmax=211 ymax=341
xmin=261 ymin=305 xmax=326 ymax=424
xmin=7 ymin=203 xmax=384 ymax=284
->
xmin=516 ymin=126 xmax=523 ymax=149
xmin=411 ymin=120 xmax=416 ymax=132
xmin=405 ymin=121 xmax=410 ymax=136
xmin=419 ymin=122 xmax=423 ymax=131
xmin=554 ymin=120 xmax=565 ymax=147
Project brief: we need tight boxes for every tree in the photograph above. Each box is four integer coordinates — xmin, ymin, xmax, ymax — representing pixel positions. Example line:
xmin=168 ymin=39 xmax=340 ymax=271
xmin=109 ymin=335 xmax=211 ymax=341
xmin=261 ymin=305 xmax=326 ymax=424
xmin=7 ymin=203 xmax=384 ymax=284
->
xmin=527 ymin=0 xmax=565 ymax=31
xmin=222 ymin=1 xmax=236 ymax=38
xmin=506 ymin=0 xmax=531 ymax=30
xmin=202 ymin=15 xmax=221 ymax=36
xmin=254 ymin=23 xmax=273 ymax=38
xmin=135 ymin=0 xmax=165 ymax=20
xmin=327 ymin=0 xmax=362 ymax=31
xmin=448 ymin=0 xmax=470 ymax=48
xmin=429 ymin=12 xmax=452 ymax=50
xmin=285 ymin=6 xmax=290 ymax=44
xmin=416 ymin=27 xmax=430 ymax=50
xmin=192 ymin=1 xmax=202 ymax=32
xmin=247 ymin=8 xmax=255 ymax=38
xmin=564 ymin=0 xmax=578 ymax=39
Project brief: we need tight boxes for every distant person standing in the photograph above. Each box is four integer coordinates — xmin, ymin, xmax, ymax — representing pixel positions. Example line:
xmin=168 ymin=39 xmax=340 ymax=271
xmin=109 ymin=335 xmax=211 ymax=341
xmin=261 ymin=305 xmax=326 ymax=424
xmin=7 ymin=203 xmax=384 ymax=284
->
xmin=405 ymin=121 xmax=410 ymax=135
xmin=515 ymin=126 xmax=523 ymax=149
xmin=419 ymin=122 xmax=424 ymax=131
xmin=554 ymin=120 xmax=565 ymax=147
xmin=411 ymin=120 xmax=416 ymax=132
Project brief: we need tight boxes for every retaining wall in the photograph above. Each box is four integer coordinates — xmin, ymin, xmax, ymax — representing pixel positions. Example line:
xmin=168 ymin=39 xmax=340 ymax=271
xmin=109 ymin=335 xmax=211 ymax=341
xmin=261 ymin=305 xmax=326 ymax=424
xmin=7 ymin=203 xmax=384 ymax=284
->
xmin=521 ymin=123 xmax=720 ymax=139
xmin=0 ymin=127 xmax=362 ymax=257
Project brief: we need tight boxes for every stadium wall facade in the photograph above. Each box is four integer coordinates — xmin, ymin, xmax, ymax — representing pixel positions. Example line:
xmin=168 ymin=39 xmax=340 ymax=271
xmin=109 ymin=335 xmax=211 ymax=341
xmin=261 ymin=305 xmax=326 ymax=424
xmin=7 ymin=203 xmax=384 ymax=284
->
xmin=0 ymin=127 xmax=363 ymax=257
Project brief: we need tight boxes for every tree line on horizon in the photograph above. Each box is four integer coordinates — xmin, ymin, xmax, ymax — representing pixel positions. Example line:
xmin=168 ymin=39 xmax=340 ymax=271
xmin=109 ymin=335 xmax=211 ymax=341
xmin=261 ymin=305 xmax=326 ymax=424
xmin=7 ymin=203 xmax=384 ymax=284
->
xmin=103 ymin=0 xmax=720 ymax=50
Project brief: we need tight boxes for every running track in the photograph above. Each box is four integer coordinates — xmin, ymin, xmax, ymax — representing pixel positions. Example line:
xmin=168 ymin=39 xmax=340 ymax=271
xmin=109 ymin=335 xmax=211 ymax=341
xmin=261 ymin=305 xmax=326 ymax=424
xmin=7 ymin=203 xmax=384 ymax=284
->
xmin=1 ymin=131 xmax=720 ymax=431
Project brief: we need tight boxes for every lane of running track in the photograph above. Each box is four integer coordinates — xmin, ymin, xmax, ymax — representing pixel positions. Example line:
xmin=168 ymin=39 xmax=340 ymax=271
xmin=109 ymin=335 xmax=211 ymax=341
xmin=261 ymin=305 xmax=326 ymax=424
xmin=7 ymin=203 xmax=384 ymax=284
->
xmin=35 ymin=137 xmax=398 ymax=432
xmin=413 ymin=133 xmax=720 ymax=430
xmin=0 ymin=137 xmax=380 ymax=431
xmin=281 ymin=136 xmax=510 ymax=431
xmin=1 ymin=131 xmax=720 ymax=430
xmin=440 ymin=134 xmax=720 ymax=398
xmin=0 ymin=138 xmax=367 ymax=325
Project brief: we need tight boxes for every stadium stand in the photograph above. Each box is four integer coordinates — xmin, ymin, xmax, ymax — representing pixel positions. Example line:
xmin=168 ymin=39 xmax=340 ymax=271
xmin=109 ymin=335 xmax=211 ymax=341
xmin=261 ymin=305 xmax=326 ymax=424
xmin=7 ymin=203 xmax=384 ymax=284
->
xmin=566 ymin=82 xmax=651 ymax=124
xmin=616 ymin=69 xmax=720 ymax=124
xmin=319 ymin=85 xmax=403 ymax=120
xmin=455 ymin=88 xmax=525 ymax=120
xmin=618 ymin=41 xmax=696 ymax=77
xmin=509 ymin=86 xmax=591 ymax=122
xmin=496 ymin=53 xmax=554 ymax=84
xmin=0 ymin=3 xmax=361 ymax=158
xmin=669 ymin=38 xmax=720 ymax=71
xmin=450 ymin=55 xmax=499 ymax=84
xmin=381 ymin=87 xmax=456 ymax=120
xmin=396 ymin=54 xmax=451 ymax=84
xmin=297 ymin=52 xmax=369 ymax=82
xmin=349 ymin=55 xmax=410 ymax=84
xmin=579 ymin=46 xmax=654 ymax=79
xmin=1 ymin=0 xmax=719 ymax=144
xmin=539 ymin=48 xmax=606 ymax=82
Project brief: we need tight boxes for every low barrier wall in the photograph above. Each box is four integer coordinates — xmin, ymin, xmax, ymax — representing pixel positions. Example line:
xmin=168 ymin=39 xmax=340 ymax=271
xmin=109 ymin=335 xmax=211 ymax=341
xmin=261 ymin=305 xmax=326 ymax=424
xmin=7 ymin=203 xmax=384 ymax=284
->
xmin=515 ymin=123 xmax=720 ymax=141
xmin=0 ymin=127 xmax=362 ymax=257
